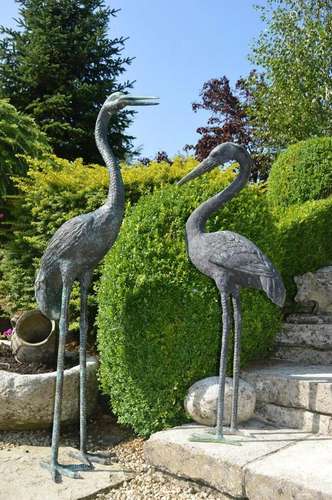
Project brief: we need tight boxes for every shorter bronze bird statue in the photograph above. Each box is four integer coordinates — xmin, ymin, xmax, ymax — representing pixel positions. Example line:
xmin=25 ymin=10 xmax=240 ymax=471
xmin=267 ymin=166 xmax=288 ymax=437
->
xmin=178 ymin=142 xmax=285 ymax=442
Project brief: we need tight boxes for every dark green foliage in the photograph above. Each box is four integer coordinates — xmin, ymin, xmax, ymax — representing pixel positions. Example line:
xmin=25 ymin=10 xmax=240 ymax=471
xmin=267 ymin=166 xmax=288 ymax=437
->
xmin=277 ymin=198 xmax=332 ymax=298
xmin=97 ymin=173 xmax=282 ymax=436
xmin=0 ymin=0 xmax=133 ymax=162
xmin=0 ymin=99 xmax=49 ymax=195
xmin=97 ymin=166 xmax=332 ymax=437
xmin=268 ymin=137 xmax=332 ymax=209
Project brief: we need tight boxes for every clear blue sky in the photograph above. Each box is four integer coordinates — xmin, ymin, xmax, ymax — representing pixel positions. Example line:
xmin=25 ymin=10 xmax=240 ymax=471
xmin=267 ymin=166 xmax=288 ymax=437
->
xmin=1 ymin=0 xmax=267 ymax=158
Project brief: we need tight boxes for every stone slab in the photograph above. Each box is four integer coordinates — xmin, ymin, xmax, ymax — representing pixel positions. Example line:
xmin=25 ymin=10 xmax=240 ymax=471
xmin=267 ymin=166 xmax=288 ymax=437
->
xmin=245 ymin=435 xmax=332 ymax=499
xmin=256 ymin=401 xmax=332 ymax=435
xmin=274 ymin=346 xmax=332 ymax=365
xmin=278 ymin=323 xmax=332 ymax=349
xmin=287 ymin=314 xmax=332 ymax=325
xmin=144 ymin=420 xmax=310 ymax=498
xmin=0 ymin=445 xmax=134 ymax=500
xmin=241 ymin=362 xmax=332 ymax=414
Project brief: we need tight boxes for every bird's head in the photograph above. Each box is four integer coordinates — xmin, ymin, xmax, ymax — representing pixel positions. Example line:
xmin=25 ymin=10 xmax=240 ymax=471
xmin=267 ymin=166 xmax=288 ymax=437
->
xmin=177 ymin=143 xmax=252 ymax=185
xmin=103 ymin=92 xmax=159 ymax=113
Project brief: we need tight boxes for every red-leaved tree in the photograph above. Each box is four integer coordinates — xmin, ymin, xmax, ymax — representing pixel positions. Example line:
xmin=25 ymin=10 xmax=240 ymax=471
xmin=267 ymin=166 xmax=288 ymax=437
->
xmin=186 ymin=75 xmax=271 ymax=181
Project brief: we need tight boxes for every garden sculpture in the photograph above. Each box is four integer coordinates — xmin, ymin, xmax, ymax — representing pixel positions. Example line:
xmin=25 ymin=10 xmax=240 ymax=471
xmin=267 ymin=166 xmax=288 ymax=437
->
xmin=178 ymin=142 xmax=285 ymax=442
xmin=35 ymin=92 xmax=159 ymax=482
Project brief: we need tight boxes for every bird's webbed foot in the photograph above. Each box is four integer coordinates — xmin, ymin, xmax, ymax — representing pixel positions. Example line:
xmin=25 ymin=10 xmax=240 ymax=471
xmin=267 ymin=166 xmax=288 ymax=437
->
xmin=40 ymin=460 xmax=90 ymax=483
xmin=68 ymin=449 xmax=118 ymax=467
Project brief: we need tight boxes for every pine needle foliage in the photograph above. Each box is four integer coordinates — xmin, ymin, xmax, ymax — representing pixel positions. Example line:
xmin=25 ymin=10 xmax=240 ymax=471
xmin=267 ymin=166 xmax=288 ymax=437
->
xmin=0 ymin=99 xmax=49 ymax=195
xmin=0 ymin=0 xmax=134 ymax=162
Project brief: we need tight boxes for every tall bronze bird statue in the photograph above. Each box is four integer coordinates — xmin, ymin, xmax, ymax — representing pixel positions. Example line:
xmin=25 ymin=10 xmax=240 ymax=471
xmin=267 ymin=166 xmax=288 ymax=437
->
xmin=178 ymin=142 xmax=285 ymax=442
xmin=35 ymin=92 xmax=159 ymax=481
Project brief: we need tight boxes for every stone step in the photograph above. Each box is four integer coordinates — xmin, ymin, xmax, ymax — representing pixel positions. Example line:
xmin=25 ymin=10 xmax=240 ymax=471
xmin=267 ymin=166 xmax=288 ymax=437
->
xmin=241 ymin=362 xmax=332 ymax=415
xmin=278 ymin=322 xmax=332 ymax=349
xmin=0 ymin=445 xmax=135 ymax=500
xmin=287 ymin=313 xmax=332 ymax=324
xmin=255 ymin=401 xmax=332 ymax=435
xmin=145 ymin=421 xmax=332 ymax=499
xmin=274 ymin=345 xmax=332 ymax=364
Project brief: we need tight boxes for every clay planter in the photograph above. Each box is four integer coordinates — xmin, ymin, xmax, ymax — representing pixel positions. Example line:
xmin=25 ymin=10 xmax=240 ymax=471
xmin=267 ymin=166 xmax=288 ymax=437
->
xmin=0 ymin=353 xmax=98 ymax=430
xmin=11 ymin=309 xmax=57 ymax=366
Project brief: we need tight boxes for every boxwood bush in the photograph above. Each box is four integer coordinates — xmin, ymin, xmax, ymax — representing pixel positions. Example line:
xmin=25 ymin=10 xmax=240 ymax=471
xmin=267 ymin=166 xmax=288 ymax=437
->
xmin=277 ymin=197 xmax=332 ymax=298
xmin=97 ymin=166 xmax=332 ymax=437
xmin=97 ymin=171 xmax=283 ymax=436
xmin=268 ymin=137 xmax=332 ymax=209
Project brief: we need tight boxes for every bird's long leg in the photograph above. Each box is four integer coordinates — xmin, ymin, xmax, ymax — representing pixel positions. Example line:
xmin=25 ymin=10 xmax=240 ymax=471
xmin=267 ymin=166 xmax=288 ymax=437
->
xmin=79 ymin=271 xmax=92 ymax=465
xmin=41 ymin=274 xmax=85 ymax=482
xmin=216 ymin=290 xmax=231 ymax=439
xmin=69 ymin=271 xmax=115 ymax=467
xmin=231 ymin=288 xmax=242 ymax=433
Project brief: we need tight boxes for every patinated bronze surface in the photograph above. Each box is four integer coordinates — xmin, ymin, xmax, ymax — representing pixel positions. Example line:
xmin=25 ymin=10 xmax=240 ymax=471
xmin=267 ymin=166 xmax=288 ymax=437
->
xmin=178 ymin=142 xmax=285 ymax=441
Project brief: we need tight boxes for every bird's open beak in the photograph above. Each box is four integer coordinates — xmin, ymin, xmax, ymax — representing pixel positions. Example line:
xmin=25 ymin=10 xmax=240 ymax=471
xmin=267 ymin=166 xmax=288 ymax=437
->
xmin=124 ymin=96 xmax=160 ymax=106
xmin=177 ymin=157 xmax=214 ymax=185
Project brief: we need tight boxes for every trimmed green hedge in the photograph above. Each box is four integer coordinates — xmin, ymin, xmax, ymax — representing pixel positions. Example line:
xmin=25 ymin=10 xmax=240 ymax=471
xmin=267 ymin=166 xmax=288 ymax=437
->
xmin=277 ymin=197 xmax=332 ymax=298
xmin=268 ymin=137 xmax=332 ymax=209
xmin=97 ymin=168 xmax=332 ymax=437
xmin=97 ymin=172 xmax=283 ymax=436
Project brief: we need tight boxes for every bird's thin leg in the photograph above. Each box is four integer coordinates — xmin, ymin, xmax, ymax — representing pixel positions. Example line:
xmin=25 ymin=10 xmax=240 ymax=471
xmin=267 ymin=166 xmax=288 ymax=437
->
xmin=216 ymin=290 xmax=231 ymax=439
xmin=69 ymin=271 xmax=115 ymax=467
xmin=79 ymin=271 xmax=92 ymax=465
xmin=41 ymin=275 xmax=86 ymax=482
xmin=231 ymin=288 xmax=242 ymax=433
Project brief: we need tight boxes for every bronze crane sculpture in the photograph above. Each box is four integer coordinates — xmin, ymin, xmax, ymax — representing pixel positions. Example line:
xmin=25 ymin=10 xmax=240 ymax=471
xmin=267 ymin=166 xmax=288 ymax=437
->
xmin=178 ymin=142 xmax=285 ymax=442
xmin=35 ymin=92 xmax=159 ymax=481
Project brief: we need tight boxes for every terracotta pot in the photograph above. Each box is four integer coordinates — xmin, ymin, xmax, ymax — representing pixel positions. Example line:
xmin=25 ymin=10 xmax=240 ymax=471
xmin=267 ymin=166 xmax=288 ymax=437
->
xmin=11 ymin=310 xmax=57 ymax=366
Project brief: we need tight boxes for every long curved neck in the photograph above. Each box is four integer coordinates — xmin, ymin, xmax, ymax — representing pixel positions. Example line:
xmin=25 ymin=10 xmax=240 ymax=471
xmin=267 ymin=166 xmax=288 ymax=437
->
xmin=186 ymin=158 xmax=250 ymax=237
xmin=95 ymin=107 xmax=125 ymax=207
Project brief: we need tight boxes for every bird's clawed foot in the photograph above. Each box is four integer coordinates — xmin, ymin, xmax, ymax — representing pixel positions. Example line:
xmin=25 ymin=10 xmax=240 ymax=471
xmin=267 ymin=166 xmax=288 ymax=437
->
xmin=229 ymin=426 xmax=242 ymax=436
xmin=68 ymin=449 xmax=117 ymax=467
xmin=40 ymin=460 xmax=89 ymax=483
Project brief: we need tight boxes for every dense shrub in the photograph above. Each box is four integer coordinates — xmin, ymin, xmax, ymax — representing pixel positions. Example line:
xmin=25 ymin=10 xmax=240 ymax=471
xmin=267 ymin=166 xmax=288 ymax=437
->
xmin=0 ymin=154 xmax=197 ymax=316
xmin=277 ymin=197 xmax=332 ymax=298
xmin=0 ymin=99 xmax=50 ymax=195
xmin=97 ymin=166 xmax=332 ymax=437
xmin=268 ymin=137 xmax=332 ymax=209
xmin=97 ymin=172 xmax=283 ymax=436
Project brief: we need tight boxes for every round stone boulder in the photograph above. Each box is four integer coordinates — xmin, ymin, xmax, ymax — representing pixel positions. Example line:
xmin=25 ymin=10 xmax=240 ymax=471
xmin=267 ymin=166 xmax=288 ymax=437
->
xmin=0 ymin=355 xmax=98 ymax=430
xmin=184 ymin=376 xmax=256 ymax=426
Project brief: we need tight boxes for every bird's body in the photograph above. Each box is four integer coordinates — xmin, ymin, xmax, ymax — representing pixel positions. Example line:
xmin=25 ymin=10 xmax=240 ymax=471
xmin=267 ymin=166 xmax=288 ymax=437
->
xmin=36 ymin=202 xmax=124 ymax=320
xmin=178 ymin=142 xmax=285 ymax=441
xmin=187 ymin=230 xmax=284 ymax=305
xmin=35 ymin=92 xmax=159 ymax=482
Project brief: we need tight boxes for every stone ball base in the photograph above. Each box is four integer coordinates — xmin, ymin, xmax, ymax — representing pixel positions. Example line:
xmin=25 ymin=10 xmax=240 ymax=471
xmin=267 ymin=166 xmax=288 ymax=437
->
xmin=0 ymin=355 xmax=98 ymax=430
xmin=184 ymin=376 xmax=256 ymax=426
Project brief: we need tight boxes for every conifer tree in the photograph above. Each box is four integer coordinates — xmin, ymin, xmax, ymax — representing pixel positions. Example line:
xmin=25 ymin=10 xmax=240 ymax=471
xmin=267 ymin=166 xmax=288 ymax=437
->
xmin=0 ymin=0 xmax=134 ymax=162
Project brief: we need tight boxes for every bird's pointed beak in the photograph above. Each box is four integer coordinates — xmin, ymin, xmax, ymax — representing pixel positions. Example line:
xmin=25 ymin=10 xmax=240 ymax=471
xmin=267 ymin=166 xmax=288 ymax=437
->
xmin=177 ymin=157 xmax=214 ymax=185
xmin=124 ymin=96 xmax=160 ymax=106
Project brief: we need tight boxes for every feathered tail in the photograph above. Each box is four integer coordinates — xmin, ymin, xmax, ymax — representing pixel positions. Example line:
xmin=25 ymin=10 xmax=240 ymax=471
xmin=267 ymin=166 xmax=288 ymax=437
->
xmin=260 ymin=272 xmax=286 ymax=307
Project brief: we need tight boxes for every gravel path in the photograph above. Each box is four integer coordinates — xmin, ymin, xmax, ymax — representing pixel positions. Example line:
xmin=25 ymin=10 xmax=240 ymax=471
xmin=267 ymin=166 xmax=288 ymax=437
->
xmin=98 ymin=438 xmax=227 ymax=500
xmin=0 ymin=409 xmax=227 ymax=499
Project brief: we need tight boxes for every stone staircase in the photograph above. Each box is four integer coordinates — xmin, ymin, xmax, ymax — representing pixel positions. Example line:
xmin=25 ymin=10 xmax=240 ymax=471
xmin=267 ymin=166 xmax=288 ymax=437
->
xmin=241 ymin=313 xmax=332 ymax=434
xmin=145 ymin=313 xmax=332 ymax=499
